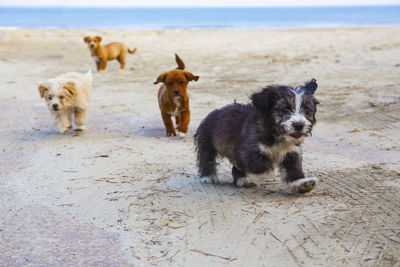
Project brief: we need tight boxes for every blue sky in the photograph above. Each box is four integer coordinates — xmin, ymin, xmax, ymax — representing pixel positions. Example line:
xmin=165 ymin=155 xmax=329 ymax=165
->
xmin=1 ymin=0 xmax=400 ymax=7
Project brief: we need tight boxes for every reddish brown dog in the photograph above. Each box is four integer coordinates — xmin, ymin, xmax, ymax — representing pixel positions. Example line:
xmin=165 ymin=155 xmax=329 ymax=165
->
xmin=155 ymin=54 xmax=199 ymax=137
xmin=83 ymin=36 xmax=137 ymax=71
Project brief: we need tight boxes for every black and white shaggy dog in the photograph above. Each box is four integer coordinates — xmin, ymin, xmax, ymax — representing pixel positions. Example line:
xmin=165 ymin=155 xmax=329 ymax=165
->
xmin=194 ymin=79 xmax=319 ymax=194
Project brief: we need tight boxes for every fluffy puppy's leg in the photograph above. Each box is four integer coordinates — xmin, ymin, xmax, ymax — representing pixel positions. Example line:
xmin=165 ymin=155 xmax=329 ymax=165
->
xmin=194 ymin=125 xmax=218 ymax=184
xmin=279 ymin=151 xmax=318 ymax=194
xmin=161 ymin=112 xmax=176 ymax=136
xmin=177 ymin=110 xmax=190 ymax=138
xmin=56 ymin=111 xmax=73 ymax=134
xmin=74 ymin=107 xmax=87 ymax=131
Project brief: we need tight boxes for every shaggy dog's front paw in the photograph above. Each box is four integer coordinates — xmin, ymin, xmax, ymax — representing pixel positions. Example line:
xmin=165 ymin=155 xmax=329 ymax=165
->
xmin=235 ymin=177 xmax=255 ymax=187
xmin=286 ymin=177 xmax=318 ymax=194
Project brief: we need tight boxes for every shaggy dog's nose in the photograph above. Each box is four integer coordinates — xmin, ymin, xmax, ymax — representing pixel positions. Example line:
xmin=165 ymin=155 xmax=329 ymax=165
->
xmin=292 ymin=121 xmax=304 ymax=131
xmin=52 ymin=103 xmax=59 ymax=109
xmin=174 ymin=90 xmax=180 ymax=96
xmin=90 ymin=44 xmax=94 ymax=48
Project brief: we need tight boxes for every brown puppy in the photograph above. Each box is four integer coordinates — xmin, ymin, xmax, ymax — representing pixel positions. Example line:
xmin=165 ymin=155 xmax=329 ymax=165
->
xmin=155 ymin=54 xmax=199 ymax=137
xmin=83 ymin=36 xmax=137 ymax=71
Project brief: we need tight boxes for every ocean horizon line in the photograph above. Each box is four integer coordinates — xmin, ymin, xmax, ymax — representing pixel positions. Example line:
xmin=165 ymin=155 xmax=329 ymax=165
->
xmin=1 ymin=6 xmax=400 ymax=29
xmin=2 ymin=5 xmax=400 ymax=8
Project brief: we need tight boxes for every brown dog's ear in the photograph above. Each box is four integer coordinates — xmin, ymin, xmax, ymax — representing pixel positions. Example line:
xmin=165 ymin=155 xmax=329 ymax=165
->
xmin=64 ymin=81 xmax=77 ymax=96
xmin=83 ymin=36 xmax=91 ymax=43
xmin=38 ymin=84 xmax=47 ymax=98
xmin=184 ymin=71 xmax=199 ymax=82
xmin=154 ymin=72 xmax=167 ymax=84
xmin=94 ymin=36 xmax=102 ymax=42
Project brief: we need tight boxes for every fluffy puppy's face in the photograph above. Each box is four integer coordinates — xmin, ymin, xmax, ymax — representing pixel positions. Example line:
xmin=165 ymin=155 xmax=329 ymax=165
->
xmin=38 ymin=79 xmax=77 ymax=112
xmin=251 ymin=79 xmax=319 ymax=141
xmin=83 ymin=36 xmax=102 ymax=49
xmin=154 ymin=70 xmax=199 ymax=99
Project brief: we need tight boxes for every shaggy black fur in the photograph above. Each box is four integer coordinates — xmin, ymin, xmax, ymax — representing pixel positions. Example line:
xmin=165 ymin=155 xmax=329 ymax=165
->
xmin=194 ymin=79 xmax=319 ymax=186
xmin=279 ymin=151 xmax=305 ymax=183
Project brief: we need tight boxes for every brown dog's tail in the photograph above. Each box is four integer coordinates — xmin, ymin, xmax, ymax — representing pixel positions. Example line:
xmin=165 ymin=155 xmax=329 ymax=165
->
xmin=128 ymin=48 xmax=137 ymax=54
xmin=175 ymin=54 xmax=185 ymax=70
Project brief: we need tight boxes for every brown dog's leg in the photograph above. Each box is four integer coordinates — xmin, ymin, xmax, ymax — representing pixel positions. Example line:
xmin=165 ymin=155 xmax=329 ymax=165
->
xmin=96 ymin=61 xmax=101 ymax=71
xmin=161 ymin=112 xmax=176 ymax=136
xmin=175 ymin=116 xmax=179 ymax=129
xmin=177 ymin=110 xmax=190 ymax=137
xmin=118 ymin=51 xmax=127 ymax=70
xmin=117 ymin=57 xmax=126 ymax=70
xmin=101 ymin=60 xmax=107 ymax=71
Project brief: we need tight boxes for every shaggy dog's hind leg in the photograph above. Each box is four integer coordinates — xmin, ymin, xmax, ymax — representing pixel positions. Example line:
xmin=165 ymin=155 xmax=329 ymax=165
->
xmin=195 ymin=128 xmax=218 ymax=184
xmin=198 ymin=145 xmax=218 ymax=184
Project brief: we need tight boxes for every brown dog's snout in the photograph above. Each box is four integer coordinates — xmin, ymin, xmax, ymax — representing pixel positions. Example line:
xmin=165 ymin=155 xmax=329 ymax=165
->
xmin=89 ymin=43 xmax=94 ymax=48
xmin=174 ymin=89 xmax=180 ymax=96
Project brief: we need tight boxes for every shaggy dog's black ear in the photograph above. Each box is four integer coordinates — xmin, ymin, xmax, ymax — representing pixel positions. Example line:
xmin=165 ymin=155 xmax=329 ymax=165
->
xmin=251 ymin=86 xmax=278 ymax=113
xmin=304 ymin=78 xmax=317 ymax=94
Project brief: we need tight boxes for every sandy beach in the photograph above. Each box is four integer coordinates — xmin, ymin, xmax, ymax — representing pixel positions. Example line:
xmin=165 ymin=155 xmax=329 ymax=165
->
xmin=1 ymin=26 xmax=400 ymax=266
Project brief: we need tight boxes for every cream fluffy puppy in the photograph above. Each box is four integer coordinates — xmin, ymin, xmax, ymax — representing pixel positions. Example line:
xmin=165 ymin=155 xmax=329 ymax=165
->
xmin=38 ymin=71 xmax=92 ymax=133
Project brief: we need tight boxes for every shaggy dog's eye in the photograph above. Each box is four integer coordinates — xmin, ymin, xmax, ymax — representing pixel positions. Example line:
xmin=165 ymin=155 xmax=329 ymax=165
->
xmin=304 ymin=107 xmax=314 ymax=116
xmin=281 ymin=106 xmax=291 ymax=113
xmin=167 ymin=82 xmax=173 ymax=86
xmin=48 ymin=96 xmax=52 ymax=100
xmin=179 ymin=81 xmax=185 ymax=85
xmin=59 ymin=96 xmax=64 ymax=99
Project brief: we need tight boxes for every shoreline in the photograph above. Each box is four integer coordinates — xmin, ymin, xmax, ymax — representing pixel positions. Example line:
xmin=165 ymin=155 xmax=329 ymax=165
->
xmin=1 ymin=24 xmax=400 ymax=30
xmin=1 ymin=24 xmax=400 ymax=31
